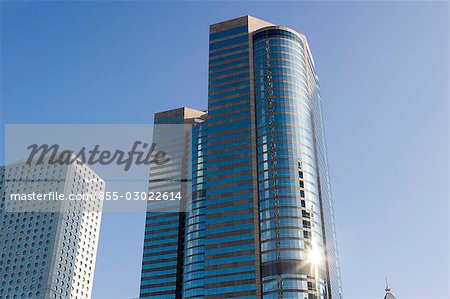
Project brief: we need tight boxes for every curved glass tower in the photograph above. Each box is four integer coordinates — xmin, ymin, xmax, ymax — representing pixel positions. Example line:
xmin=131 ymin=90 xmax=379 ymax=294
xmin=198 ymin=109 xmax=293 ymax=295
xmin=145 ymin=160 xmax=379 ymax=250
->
xmin=253 ymin=27 xmax=340 ymax=298
xmin=140 ymin=16 xmax=342 ymax=299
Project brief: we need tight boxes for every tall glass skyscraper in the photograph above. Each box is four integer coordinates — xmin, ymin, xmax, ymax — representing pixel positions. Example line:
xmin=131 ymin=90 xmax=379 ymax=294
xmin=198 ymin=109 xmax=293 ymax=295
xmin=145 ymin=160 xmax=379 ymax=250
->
xmin=140 ymin=16 xmax=343 ymax=299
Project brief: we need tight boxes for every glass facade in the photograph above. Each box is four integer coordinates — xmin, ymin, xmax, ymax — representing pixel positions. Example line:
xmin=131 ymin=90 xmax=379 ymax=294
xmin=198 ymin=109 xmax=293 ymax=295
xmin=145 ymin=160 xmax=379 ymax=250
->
xmin=203 ymin=17 xmax=261 ymax=299
xmin=253 ymin=27 xmax=342 ymax=298
xmin=140 ymin=108 xmax=207 ymax=299
xmin=182 ymin=117 xmax=207 ymax=299
xmin=140 ymin=16 xmax=342 ymax=299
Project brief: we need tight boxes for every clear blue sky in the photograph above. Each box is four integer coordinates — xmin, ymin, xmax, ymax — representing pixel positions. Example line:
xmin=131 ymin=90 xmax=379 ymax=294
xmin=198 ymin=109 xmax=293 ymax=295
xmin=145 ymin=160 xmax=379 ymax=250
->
xmin=1 ymin=1 xmax=448 ymax=299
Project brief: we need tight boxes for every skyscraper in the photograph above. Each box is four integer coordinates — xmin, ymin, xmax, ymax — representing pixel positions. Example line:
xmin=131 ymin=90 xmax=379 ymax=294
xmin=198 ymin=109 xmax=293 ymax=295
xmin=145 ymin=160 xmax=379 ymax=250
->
xmin=140 ymin=15 xmax=343 ymax=299
xmin=140 ymin=107 xmax=207 ymax=299
xmin=0 ymin=160 xmax=104 ymax=299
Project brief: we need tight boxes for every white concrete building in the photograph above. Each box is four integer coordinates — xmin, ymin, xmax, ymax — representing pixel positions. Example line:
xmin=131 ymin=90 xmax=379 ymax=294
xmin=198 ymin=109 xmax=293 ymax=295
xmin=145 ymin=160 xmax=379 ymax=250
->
xmin=0 ymin=160 xmax=104 ymax=299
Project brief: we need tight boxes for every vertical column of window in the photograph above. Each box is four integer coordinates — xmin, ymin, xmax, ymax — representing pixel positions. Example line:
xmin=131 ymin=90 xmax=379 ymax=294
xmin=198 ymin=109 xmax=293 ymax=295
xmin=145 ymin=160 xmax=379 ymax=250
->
xmin=205 ymin=26 xmax=258 ymax=299
xmin=182 ymin=121 xmax=207 ymax=299
xmin=0 ymin=167 xmax=4 ymax=213
xmin=262 ymin=31 xmax=283 ymax=297
xmin=140 ymin=116 xmax=186 ymax=299
xmin=308 ymin=64 xmax=343 ymax=298
xmin=140 ymin=213 xmax=180 ymax=299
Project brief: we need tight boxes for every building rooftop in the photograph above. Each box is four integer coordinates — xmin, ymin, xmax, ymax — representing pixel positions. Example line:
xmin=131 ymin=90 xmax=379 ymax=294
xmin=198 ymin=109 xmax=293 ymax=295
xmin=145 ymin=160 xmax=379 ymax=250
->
xmin=210 ymin=15 xmax=274 ymax=34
